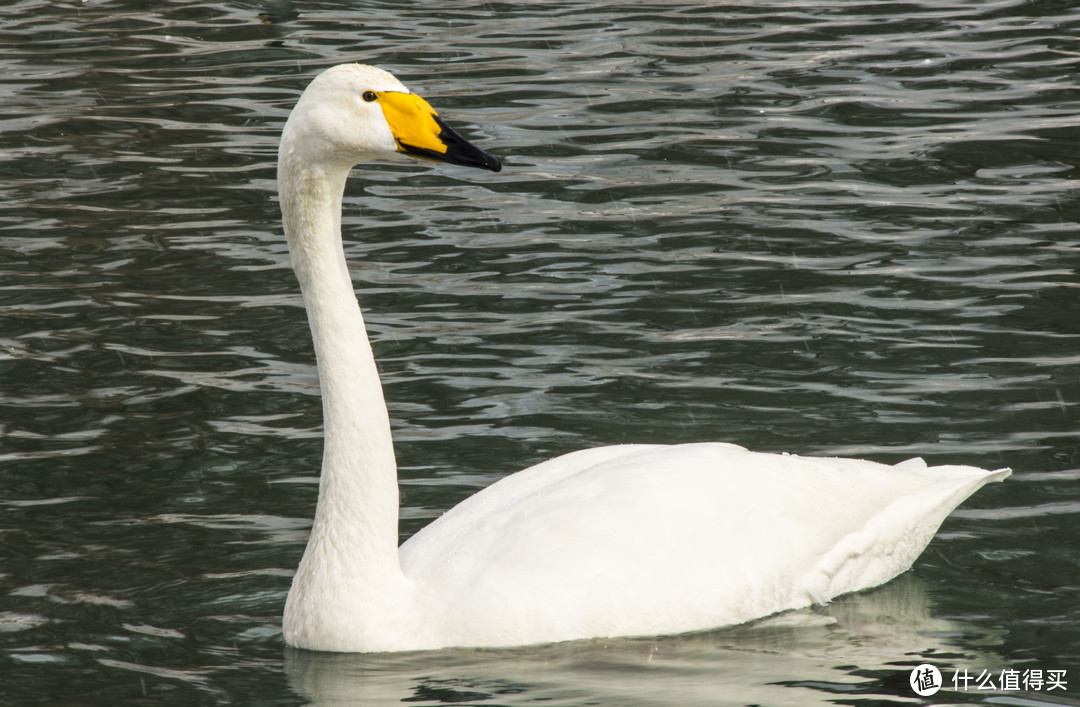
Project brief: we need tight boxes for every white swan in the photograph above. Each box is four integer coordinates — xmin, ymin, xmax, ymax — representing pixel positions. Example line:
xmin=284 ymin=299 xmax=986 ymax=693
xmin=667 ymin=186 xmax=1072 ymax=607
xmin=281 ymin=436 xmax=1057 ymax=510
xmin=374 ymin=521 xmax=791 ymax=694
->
xmin=278 ymin=63 xmax=1009 ymax=653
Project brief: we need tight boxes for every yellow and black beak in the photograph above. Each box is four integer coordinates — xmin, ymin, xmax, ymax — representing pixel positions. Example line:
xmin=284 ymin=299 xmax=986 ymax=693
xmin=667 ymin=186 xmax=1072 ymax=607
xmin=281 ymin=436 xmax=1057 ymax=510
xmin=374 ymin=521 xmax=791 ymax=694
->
xmin=374 ymin=91 xmax=501 ymax=172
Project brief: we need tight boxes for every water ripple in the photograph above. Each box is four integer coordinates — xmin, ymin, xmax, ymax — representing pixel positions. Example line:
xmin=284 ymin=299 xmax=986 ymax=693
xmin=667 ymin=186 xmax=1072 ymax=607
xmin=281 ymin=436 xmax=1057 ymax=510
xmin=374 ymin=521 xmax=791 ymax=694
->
xmin=1 ymin=0 xmax=1078 ymax=702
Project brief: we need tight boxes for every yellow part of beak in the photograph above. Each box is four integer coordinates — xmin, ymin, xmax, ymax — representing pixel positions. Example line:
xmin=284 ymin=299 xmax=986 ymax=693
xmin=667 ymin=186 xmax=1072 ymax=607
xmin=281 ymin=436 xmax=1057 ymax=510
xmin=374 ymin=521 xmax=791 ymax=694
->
xmin=377 ymin=91 xmax=448 ymax=156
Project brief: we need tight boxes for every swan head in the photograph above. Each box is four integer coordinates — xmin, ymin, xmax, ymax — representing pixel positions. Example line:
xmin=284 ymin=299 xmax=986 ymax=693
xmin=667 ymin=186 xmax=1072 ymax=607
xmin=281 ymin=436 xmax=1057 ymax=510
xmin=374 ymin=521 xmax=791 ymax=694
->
xmin=280 ymin=63 xmax=501 ymax=173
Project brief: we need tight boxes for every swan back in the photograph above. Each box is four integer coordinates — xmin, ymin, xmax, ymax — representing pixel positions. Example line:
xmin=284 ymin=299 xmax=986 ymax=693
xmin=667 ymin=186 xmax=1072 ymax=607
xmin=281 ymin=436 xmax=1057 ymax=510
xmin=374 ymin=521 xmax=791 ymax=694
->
xmin=398 ymin=444 xmax=1008 ymax=649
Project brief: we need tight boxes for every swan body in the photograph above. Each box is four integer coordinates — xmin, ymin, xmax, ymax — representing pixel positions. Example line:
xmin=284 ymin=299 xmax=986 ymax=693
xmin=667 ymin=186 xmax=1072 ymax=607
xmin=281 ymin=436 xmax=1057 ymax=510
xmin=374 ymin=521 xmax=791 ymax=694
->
xmin=278 ymin=64 xmax=1009 ymax=653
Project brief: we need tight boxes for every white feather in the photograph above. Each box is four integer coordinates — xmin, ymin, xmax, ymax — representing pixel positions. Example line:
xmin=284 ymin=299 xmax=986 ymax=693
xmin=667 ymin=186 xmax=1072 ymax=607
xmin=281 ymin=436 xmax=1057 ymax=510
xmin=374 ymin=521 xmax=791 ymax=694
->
xmin=276 ymin=64 xmax=1009 ymax=653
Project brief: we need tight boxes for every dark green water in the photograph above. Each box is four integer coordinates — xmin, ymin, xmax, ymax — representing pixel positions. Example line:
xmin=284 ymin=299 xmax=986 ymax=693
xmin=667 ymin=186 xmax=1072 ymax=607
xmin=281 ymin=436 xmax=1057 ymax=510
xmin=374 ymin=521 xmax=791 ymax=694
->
xmin=1 ymin=1 xmax=1077 ymax=704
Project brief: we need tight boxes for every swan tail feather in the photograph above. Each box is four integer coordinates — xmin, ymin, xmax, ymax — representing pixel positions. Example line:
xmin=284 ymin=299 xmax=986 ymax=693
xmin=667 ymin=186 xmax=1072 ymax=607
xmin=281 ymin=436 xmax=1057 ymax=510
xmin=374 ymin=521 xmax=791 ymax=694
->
xmin=798 ymin=465 xmax=1010 ymax=604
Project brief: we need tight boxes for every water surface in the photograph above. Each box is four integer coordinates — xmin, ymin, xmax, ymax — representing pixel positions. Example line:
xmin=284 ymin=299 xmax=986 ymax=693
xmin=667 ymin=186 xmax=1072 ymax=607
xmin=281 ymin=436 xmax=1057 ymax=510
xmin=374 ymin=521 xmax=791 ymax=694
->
xmin=1 ymin=1 xmax=1078 ymax=704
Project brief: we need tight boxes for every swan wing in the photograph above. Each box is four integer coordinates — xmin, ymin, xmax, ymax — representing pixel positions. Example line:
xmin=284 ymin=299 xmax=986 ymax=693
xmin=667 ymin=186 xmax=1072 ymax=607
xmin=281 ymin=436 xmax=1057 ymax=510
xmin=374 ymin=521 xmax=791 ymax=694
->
xmin=400 ymin=443 xmax=1007 ymax=648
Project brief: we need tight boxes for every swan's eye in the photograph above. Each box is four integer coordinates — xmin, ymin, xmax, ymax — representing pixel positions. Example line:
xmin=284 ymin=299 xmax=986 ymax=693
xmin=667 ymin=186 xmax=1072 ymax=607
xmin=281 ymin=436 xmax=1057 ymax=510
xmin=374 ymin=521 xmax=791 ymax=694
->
xmin=362 ymin=90 xmax=378 ymax=102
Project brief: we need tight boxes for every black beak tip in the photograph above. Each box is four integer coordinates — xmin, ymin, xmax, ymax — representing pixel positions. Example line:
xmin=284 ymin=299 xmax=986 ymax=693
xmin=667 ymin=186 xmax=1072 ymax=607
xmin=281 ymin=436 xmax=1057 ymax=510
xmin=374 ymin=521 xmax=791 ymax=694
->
xmin=425 ymin=114 xmax=502 ymax=173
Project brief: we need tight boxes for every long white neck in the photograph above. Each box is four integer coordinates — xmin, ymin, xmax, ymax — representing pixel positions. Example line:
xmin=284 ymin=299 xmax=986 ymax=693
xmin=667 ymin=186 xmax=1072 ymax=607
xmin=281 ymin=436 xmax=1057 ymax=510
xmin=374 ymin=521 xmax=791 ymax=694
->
xmin=278 ymin=146 xmax=403 ymax=582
